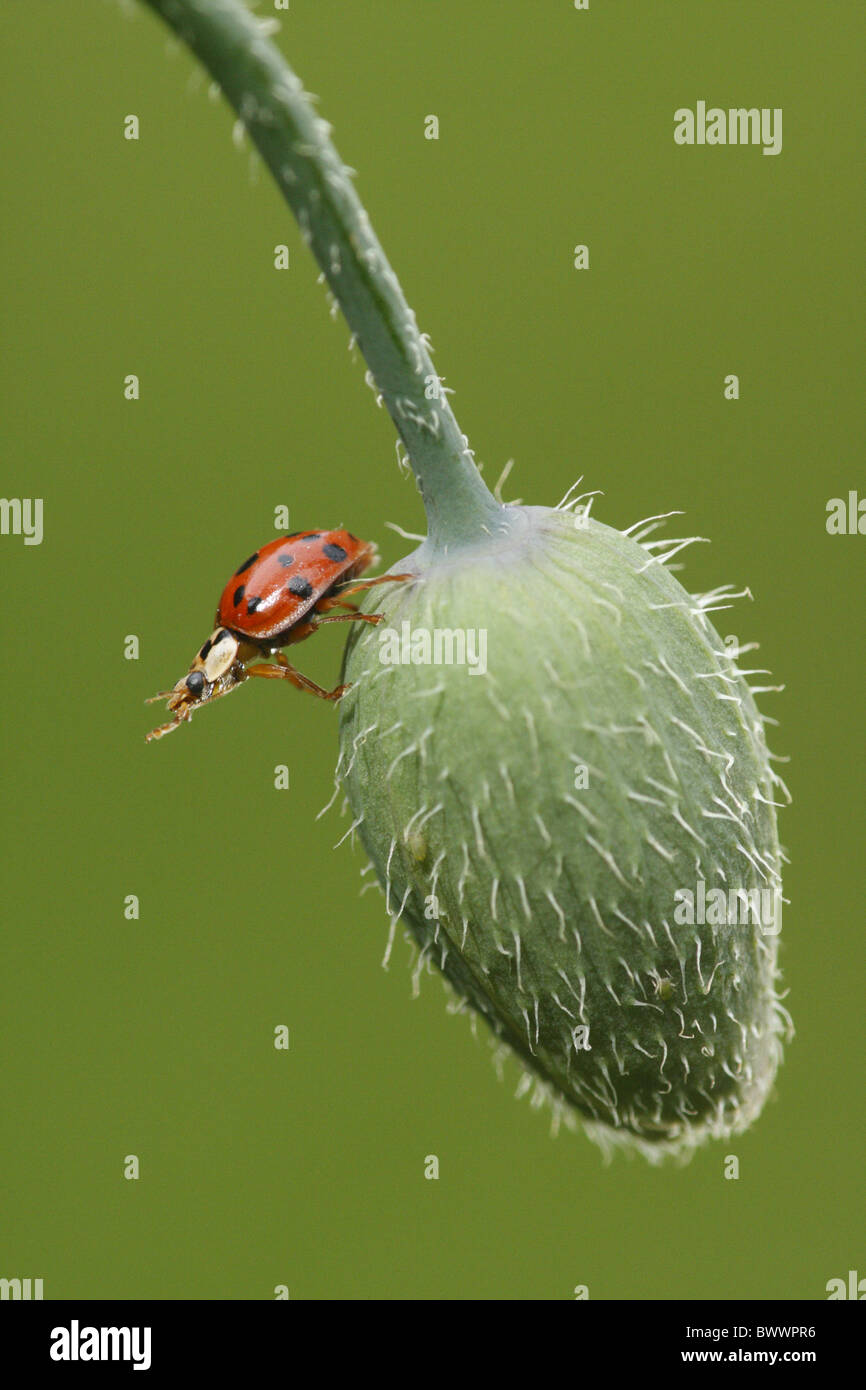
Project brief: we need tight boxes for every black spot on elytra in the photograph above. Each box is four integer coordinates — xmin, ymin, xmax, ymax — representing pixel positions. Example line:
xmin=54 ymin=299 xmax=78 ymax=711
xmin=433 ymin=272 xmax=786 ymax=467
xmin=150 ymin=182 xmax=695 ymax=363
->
xmin=277 ymin=554 xmax=295 ymax=567
xmin=247 ymin=595 xmax=264 ymax=613
xmin=199 ymin=638 xmax=213 ymax=660
xmin=288 ymin=577 xmax=313 ymax=600
xmin=233 ymin=585 xmax=245 ymax=607
xmin=322 ymin=542 xmax=347 ymax=563
xmin=186 ymin=671 xmax=205 ymax=695
xmin=298 ymin=533 xmax=322 ymax=542
xmin=234 ymin=553 xmax=258 ymax=576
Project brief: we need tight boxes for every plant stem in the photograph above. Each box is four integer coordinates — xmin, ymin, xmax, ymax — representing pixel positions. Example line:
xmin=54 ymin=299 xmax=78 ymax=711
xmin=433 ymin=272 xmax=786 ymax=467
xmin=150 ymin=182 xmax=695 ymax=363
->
xmin=139 ymin=0 xmax=502 ymax=551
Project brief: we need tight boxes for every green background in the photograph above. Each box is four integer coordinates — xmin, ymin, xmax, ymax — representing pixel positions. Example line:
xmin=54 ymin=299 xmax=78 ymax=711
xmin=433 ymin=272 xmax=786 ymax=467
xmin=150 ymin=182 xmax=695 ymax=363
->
xmin=2 ymin=0 xmax=863 ymax=1300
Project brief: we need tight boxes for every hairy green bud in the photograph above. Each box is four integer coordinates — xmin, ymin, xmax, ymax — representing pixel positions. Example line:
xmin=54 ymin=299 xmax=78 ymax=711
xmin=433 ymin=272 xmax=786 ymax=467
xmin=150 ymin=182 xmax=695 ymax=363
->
xmin=338 ymin=503 xmax=790 ymax=1160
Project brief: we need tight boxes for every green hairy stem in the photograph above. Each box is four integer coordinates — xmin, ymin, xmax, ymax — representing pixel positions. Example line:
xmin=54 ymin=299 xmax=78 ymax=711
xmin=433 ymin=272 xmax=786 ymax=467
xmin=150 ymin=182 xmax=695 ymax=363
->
xmin=140 ymin=0 xmax=502 ymax=551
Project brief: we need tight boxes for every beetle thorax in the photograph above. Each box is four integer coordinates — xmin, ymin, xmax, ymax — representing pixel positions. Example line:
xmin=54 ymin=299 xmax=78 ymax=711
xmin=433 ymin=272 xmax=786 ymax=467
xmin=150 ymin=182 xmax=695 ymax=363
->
xmin=197 ymin=628 xmax=240 ymax=682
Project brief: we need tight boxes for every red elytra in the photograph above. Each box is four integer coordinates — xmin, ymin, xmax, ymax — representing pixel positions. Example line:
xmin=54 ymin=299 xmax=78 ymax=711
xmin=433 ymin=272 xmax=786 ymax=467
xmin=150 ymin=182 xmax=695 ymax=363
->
xmin=146 ymin=529 xmax=410 ymax=743
xmin=217 ymin=529 xmax=374 ymax=642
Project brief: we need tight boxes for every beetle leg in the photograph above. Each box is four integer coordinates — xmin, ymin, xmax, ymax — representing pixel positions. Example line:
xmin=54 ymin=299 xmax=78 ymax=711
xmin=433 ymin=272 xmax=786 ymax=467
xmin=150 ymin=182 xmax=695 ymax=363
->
xmin=333 ymin=572 xmax=413 ymax=599
xmin=145 ymin=703 xmax=193 ymax=743
xmin=281 ymin=617 xmax=317 ymax=648
xmin=145 ymin=713 xmax=184 ymax=743
xmin=315 ymin=612 xmax=382 ymax=626
xmin=315 ymin=595 xmax=361 ymax=613
xmin=248 ymin=656 xmax=348 ymax=701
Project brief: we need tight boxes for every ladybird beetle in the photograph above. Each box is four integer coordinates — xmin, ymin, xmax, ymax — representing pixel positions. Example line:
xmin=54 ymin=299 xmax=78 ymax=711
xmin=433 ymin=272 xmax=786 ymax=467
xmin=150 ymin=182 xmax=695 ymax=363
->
xmin=146 ymin=529 xmax=411 ymax=742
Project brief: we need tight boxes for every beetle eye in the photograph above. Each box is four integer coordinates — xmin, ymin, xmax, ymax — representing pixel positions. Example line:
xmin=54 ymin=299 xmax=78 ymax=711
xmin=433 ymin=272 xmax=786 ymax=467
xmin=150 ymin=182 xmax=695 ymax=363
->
xmin=186 ymin=670 xmax=205 ymax=696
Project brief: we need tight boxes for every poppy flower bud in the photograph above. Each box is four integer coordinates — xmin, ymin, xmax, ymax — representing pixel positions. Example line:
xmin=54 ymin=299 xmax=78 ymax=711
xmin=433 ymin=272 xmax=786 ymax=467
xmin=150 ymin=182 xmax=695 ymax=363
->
xmin=338 ymin=503 xmax=789 ymax=1159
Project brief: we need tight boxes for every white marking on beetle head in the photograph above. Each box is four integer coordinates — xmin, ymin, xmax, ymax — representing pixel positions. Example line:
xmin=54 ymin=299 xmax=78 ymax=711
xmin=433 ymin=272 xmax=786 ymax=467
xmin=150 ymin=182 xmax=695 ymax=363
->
xmin=203 ymin=629 xmax=239 ymax=682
